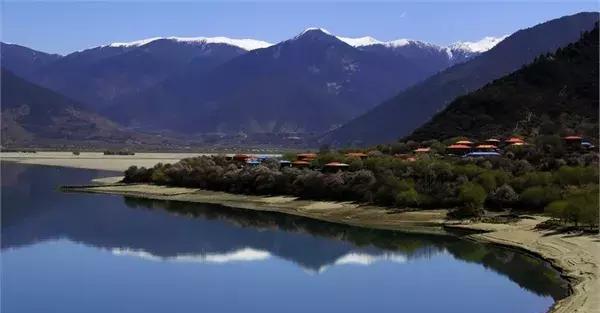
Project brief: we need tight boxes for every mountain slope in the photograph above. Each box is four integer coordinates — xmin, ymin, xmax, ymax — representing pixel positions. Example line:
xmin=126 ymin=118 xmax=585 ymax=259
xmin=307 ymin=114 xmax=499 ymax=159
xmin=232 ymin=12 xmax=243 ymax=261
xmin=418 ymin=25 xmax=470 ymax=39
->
xmin=0 ymin=43 xmax=62 ymax=82
xmin=0 ymin=69 xmax=141 ymax=146
xmin=406 ymin=26 xmax=599 ymax=142
xmin=324 ymin=12 xmax=599 ymax=146
xmin=108 ymin=28 xmax=456 ymax=134
xmin=32 ymin=39 xmax=252 ymax=111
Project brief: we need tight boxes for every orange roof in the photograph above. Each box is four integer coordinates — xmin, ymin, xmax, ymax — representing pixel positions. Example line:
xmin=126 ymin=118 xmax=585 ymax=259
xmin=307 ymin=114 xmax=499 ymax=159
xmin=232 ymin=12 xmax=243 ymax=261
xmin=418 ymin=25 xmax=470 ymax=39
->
xmin=505 ymin=137 xmax=524 ymax=143
xmin=447 ymin=144 xmax=471 ymax=149
xmin=414 ymin=147 xmax=431 ymax=153
xmin=563 ymin=136 xmax=583 ymax=140
xmin=324 ymin=162 xmax=350 ymax=167
xmin=510 ymin=142 xmax=528 ymax=146
xmin=476 ymin=144 xmax=498 ymax=149
xmin=292 ymin=160 xmax=311 ymax=165
xmin=455 ymin=140 xmax=474 ymax=145
xmin=485 ymin=138 xmax=501 ymax=142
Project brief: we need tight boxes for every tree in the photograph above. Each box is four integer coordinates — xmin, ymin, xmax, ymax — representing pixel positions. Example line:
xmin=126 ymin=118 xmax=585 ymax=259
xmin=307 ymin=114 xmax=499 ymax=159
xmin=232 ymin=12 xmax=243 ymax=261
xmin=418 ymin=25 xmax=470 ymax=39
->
xmin=452 ymin=182 xmax=487 ymax=218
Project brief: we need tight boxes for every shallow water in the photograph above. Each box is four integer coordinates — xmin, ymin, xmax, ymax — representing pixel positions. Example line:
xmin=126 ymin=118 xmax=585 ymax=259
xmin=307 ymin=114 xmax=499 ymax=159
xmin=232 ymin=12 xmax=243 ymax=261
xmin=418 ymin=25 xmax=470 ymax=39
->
xmin=1 ymin=163 xmax=567 ymax=313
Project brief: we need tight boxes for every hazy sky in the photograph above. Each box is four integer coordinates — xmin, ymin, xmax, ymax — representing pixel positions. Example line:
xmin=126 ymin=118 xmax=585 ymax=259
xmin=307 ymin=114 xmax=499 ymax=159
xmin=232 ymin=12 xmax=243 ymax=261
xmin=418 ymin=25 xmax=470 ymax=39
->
xmin=2 ymin=1 xmax=598 ymax=55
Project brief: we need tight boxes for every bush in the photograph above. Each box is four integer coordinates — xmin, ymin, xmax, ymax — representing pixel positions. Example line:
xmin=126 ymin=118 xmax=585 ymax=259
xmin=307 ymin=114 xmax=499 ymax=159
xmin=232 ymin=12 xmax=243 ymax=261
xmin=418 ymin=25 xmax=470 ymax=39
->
xmin=545 ymin=186 xmax=599 ymax=228
xmin=487 ymin=184 xmax=519 ymax=209
xmin=519 ymin=186 xmax=561 ymax=209
xmin=553 ymin=166 xmax=598 ymax=186
xmin=453 ymin=182 xmax=486 ymax=217
xmin=395 ymin=188 xmax=420 ymax=207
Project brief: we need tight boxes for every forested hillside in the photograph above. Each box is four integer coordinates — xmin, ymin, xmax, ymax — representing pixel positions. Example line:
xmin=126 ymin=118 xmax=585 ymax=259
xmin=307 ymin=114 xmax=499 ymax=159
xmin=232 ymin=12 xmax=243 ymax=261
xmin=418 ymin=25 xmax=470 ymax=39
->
xmin=407 ymin=25 xmax=599 ymax=142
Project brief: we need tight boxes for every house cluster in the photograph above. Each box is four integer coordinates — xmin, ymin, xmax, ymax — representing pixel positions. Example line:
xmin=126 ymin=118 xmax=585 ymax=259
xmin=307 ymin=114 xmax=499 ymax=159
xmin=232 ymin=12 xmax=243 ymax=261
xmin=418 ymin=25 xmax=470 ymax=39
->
xmin=414 ymin=135 xmax=595 ymax=158
xmin=225 ymin=135 xmax=595 ymax=170
xmin=227 ymin=151 xmax=371 ymax=172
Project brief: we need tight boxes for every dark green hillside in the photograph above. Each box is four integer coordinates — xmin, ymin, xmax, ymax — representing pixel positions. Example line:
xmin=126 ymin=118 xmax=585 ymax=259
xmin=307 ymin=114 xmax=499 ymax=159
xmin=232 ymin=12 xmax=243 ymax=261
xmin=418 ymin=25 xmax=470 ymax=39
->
xmin=1 ymin=69 xmax=143 ymax=146
xmin=406 ymin=26 xmax=599 ymax=142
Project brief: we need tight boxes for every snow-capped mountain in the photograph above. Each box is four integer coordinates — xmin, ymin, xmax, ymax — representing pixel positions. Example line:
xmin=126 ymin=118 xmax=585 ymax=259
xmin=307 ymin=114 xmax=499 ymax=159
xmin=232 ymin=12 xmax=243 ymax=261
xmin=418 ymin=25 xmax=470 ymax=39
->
xmin=324 ymin=12 xmax=599 ymax=146
xmin=449 ymin=35 xmax=509 ymax=53
xmin=0 ymin=27 xmax=517 ymax=137
xmin=337 ymin=34 xmax=507 ymax=60
xmin=108 ymin=36 xmax=273 ymax=51
xmin=107 ymin=27 xmax=455 ymax=134
xmin=21 ymin=37 xmax=254 ymax=111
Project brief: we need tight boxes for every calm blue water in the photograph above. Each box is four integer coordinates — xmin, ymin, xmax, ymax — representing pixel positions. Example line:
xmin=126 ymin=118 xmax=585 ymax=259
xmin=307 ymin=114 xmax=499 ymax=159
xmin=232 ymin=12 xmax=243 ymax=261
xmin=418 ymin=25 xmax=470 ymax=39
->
xmin=1 ymin=163 xmax=567 ymax=313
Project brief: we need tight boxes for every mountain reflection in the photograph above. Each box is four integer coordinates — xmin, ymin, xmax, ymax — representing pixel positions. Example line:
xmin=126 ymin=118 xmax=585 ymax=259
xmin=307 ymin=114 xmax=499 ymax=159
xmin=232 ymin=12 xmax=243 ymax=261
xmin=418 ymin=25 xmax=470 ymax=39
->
xmin=1 ymin=163 xmax=568 ymax=300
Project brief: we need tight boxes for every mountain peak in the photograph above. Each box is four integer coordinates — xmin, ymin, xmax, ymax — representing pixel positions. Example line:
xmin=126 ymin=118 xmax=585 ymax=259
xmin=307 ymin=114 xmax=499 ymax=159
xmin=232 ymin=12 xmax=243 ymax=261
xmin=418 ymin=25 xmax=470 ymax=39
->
xmin=293 ymin=27 xmax=336 ymax=41
xmin=449 ymin=35 xmax=508 ymax=53
xmin=300 ymin=27 xmax=332 ymax=35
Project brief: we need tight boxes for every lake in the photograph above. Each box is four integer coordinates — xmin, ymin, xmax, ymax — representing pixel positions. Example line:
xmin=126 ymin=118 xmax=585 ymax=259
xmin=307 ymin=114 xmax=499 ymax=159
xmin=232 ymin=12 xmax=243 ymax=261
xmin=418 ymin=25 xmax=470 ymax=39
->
xmin=1 ymin=163 xmax=568 ymax=313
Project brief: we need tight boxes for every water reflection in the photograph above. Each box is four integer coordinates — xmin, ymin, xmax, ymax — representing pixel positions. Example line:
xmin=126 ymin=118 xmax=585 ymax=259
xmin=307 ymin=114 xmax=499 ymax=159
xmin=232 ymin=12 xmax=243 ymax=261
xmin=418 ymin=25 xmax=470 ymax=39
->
xmin=120 ymin=196 xmax=568 ymax=299
xmin=1 ymin=163 xmax=568 ymax=309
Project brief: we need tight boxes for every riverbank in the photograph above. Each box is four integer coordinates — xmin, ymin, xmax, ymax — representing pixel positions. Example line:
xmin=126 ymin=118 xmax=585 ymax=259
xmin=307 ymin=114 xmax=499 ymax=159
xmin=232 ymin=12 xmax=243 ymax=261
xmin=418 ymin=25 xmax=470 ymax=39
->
xmin=63 ymin=183 xmax=449 ymax=234
xmin=65 ymin=182 xmax=599 ymax=313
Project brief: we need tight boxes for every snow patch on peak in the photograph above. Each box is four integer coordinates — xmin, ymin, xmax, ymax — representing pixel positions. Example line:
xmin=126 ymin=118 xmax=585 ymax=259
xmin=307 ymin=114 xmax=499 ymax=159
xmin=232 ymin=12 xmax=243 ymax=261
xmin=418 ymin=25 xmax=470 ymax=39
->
xmin=300 ymin=27 xmax=332 ymax=35
xmin=336 ymin=36 xmax=382 ymax=47
xmin=109 ymin=37 xmax=163 ymax=48
xmin=450 ymin=35 xmax=508 ymax=53
xmin=383 ymin=39 xmax=413 ymax=48
xmin=108 ymin=36 xmax=272 ymax=51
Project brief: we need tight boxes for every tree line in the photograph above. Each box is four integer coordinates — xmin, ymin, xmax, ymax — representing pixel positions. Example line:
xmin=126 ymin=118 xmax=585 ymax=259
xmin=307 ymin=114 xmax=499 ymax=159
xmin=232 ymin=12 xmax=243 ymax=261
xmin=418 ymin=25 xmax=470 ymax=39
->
xmin=124 ymin=142 xmax=598 ymax=228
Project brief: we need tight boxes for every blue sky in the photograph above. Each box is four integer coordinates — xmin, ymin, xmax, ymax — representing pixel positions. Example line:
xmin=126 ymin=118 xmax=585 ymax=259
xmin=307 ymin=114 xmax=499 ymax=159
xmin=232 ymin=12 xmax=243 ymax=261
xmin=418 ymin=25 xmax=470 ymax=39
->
xmin=2 ymin=1 xmax=598 ymax=55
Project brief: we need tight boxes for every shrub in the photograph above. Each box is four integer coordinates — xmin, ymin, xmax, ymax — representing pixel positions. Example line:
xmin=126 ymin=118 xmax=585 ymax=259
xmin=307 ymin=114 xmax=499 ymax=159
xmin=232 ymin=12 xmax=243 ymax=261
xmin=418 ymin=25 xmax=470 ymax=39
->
xmin=452 ymin=182 xmax=486 ymax=218
xmin=519 ymin=186 xmax=561 ymax=209
xmin=487 ymin=184 xmax=519 ymax=209
xmin=395 ymin=188 xmax=420 ymax=207
xmin=545 ymin=186 xmax=599 ymax=227
xmin=553 ymin=166 xmax=598 ymax=186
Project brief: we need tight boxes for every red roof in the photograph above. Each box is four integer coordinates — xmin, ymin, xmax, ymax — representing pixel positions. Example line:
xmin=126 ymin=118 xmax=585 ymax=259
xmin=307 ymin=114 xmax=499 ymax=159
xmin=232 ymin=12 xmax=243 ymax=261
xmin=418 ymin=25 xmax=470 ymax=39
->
xmin=510 ymin=142 xmax=529 ymax=146
xmin=233 ymin=154 xmax=251 ymax=160
xmin=505 ymin=137 xmax=524 ymax=143
xmin=292 ymin=160 xmax=311 ymax=165
xmin=455 ymin=140 xmax=474 ymax=145
xmin=563 ymin=136 xmax=583 ymax=140
xmin=447 ymin=144 xmax=471 ymax=149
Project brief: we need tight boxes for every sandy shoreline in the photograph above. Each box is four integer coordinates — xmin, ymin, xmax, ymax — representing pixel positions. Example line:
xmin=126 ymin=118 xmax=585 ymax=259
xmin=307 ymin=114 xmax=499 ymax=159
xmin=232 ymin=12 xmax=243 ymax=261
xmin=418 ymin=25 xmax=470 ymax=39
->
xmin=0 ymin=151 xmax=280 ymax=172
xmin=63 ymin=184 xmax=450 ymax=234
xmin=65 ymin=183 xmax=599 ymax=313
xmin=3 ymin=157 xmax=598 ymax=313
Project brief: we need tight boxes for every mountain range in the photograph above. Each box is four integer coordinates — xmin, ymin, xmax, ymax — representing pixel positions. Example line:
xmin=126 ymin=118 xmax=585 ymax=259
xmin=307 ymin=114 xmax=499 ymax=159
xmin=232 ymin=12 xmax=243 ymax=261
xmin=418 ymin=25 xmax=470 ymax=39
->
xmin=106 ymin=28 xmax=491 ymax=134
xmin=322 ymin=11 xmax=599 ymax=146
xmin=1 ymin=29 xmax=496 ymax=136
xmin=1 ymin=12 xmax=598 ymax=148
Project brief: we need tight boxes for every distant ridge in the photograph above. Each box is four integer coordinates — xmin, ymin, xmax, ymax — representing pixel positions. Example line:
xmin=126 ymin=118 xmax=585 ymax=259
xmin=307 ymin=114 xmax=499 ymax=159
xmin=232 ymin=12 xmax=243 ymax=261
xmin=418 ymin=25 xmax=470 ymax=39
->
xmin=406 ymin=25 xmax=599 ymax=142
xmin=0 ymin=69 xmax=142 ymax=146
xmin=323 ymin=11 xmax=600 ymax=146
